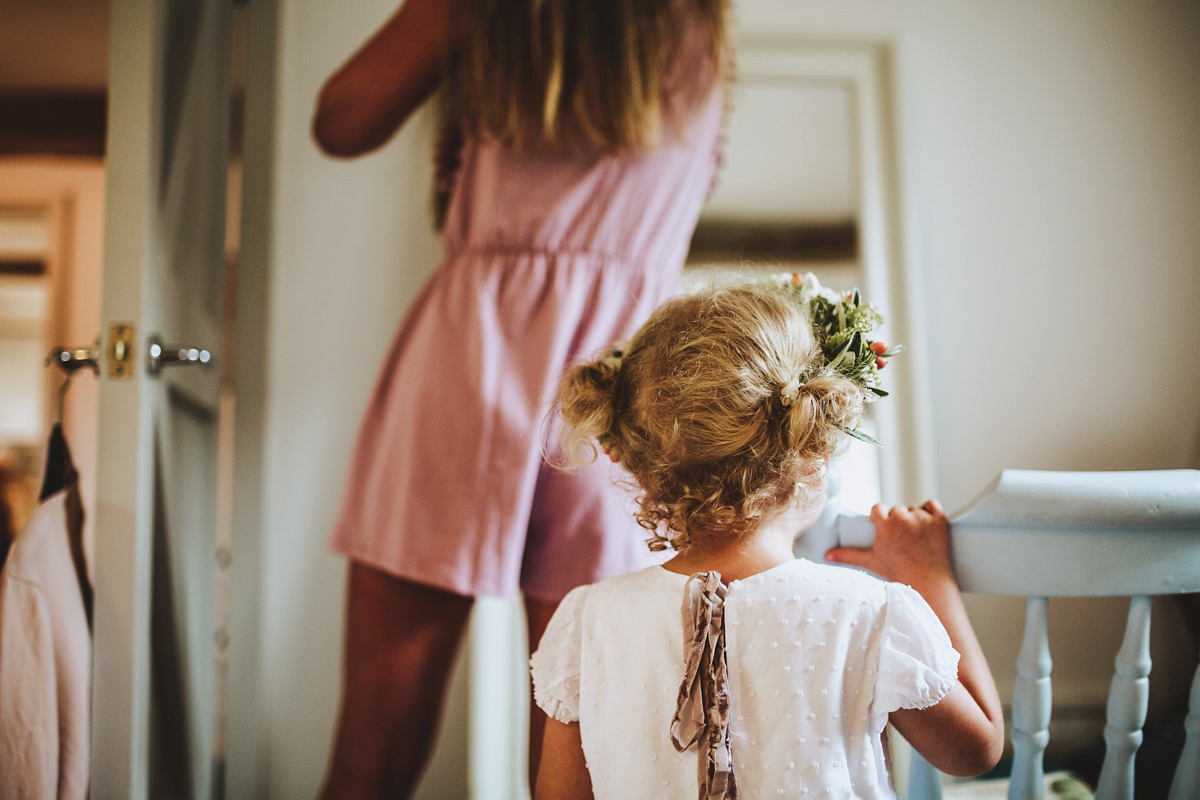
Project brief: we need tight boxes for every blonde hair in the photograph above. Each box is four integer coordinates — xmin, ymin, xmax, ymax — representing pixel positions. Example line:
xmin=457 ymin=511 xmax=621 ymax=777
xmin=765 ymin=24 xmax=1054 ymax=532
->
xmin=558 ymin=286 xmax=865 ymax=551
xmin=448 ymin=0 xmax=730 ymax=151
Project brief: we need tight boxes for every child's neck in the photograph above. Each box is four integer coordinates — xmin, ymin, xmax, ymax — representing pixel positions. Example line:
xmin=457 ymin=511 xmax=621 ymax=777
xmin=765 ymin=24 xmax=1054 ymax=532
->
xmin=662 ymin=539 xmax=792 ymax=584
xmin=662 ymin=501 xmax=819 ymax=583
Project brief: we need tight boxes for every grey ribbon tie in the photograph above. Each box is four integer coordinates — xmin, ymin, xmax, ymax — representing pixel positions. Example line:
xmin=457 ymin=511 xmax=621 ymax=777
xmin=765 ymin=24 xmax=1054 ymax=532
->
xmin=670 ymin=571 xmax=739 ymax=800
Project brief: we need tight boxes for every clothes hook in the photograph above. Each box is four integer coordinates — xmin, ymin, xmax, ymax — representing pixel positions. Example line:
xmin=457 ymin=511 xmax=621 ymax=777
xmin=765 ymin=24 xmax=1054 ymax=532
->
xmin=52 ymin=371 xmax=74 ymax=426
xmin=45 ymin=339 xmax=100 ymax=426
xmin=45 ymin=341 xmax=101 ymax=376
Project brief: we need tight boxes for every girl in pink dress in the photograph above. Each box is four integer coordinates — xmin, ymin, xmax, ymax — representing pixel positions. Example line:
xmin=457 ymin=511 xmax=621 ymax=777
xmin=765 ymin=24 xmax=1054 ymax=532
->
xmin=313 ymin=0 xmax=731 ymax=796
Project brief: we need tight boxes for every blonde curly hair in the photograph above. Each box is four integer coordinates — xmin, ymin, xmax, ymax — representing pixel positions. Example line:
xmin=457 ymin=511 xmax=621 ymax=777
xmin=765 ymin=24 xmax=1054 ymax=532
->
xmin=557 ymin=285 xmax=866 ymax=552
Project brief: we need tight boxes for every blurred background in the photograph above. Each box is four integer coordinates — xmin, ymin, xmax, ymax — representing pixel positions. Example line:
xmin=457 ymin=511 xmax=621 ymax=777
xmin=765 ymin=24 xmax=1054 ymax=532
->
xmin=2 ymin=1 xmax=1198 ymax=797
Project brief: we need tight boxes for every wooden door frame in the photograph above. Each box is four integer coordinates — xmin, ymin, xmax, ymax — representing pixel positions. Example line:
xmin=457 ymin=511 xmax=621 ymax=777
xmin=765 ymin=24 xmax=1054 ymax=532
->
xmin=92 ymin=2 xmax=161 ymax=792
xmin=222 ymin=0 xmax=278 ymax=794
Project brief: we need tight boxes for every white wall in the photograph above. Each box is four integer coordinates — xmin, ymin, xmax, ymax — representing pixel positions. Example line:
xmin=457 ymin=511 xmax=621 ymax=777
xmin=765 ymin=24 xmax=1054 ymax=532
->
xmin=241 ymin=0 xmax=457 ymax=795
xmin=247 ymin=0 xmax=1200 ymax=795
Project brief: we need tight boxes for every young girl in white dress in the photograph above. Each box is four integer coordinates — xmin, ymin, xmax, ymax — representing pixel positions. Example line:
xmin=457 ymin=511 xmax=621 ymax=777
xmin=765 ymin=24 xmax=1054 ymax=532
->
xmin=530 ymin=281 xmax=1004 ymax=799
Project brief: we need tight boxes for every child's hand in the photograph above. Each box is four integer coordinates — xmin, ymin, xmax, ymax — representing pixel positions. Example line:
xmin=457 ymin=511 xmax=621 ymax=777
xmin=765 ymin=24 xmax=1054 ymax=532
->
xmin=834 ymin=500 xmax=1005 ymax=778
xmin=824 ymin=499 xmax=954 ymax=590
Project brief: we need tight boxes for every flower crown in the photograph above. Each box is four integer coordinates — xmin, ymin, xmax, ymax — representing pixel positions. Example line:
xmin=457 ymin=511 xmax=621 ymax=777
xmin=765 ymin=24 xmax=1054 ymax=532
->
xmin=598 ymin=273 xmax=901 ymax=449
xmin=761 ymin=272 xmax=902 ymax=445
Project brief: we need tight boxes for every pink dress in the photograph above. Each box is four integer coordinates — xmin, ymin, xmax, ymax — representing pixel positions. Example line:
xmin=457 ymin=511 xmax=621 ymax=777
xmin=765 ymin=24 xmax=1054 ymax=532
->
xmin=331 ymin=15 xmax=725 ymax=601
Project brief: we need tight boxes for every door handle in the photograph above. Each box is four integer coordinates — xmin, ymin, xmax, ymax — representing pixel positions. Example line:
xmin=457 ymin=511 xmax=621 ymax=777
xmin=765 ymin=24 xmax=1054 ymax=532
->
xmin=146 ymin=335 xmax=213 ymax=376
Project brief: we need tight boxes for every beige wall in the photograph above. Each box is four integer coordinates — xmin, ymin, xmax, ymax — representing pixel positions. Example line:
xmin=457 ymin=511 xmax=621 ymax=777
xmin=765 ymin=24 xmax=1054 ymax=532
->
xmin=248 ymin=0 xmax=1200 ymax=795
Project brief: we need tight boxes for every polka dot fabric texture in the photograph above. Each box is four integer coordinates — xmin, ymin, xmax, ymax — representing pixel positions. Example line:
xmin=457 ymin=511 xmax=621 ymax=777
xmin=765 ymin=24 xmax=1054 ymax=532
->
xmin=530 ymin=559 xmax=959 ymax=799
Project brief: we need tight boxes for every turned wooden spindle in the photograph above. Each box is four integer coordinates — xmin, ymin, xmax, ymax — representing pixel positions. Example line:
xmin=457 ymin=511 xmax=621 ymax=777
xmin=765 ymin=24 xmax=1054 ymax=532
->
xmin=1095 ymin=596 xmax=1153 ymax=800
xmin=1008 ymin=596 xmax=1052 ymax=800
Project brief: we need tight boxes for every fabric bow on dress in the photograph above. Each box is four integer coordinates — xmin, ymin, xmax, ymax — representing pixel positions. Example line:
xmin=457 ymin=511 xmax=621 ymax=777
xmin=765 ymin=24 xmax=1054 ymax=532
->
xmin=670 ymin=571 xmax=739 ymax=800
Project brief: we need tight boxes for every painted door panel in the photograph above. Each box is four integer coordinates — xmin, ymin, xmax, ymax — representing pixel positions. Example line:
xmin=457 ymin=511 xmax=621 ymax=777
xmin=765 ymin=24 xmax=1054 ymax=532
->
xmin=93 ymin=0 xmax=233 ymax=796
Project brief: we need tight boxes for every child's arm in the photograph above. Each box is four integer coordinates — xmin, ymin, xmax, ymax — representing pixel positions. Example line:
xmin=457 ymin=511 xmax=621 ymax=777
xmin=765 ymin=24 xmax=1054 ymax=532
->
xmin=312 ymin=0 xmax=468 ymax=157
xmin=535 ymin=719 xmax=595 ymax=800
xmin=826 ymin=500 xmax=1005 ymax=777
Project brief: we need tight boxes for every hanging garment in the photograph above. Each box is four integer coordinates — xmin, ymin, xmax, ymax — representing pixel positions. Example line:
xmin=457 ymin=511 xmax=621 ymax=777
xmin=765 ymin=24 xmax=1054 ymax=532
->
xmin=0 ymin=427 xmax=90 ymax=800
xmin=38 ymin=424 xmax=91 ymax=627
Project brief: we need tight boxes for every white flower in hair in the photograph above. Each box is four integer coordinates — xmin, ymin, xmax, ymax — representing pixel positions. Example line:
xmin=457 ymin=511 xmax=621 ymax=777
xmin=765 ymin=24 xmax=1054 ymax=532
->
xmin=799 ymin=272 xmax=821 ymax=301
xmin=779 ymin=376 xmax=802 ymax=407
xmin=768 ymin=271 xmax=838 ymax=304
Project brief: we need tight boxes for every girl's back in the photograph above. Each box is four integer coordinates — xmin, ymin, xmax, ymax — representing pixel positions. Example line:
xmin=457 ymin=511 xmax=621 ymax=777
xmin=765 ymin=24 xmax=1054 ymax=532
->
xmin=440 ymin=0 xmax=725 ymax=268
xmin=441 ymin=89 xmax=723 ymax=268
xmin=533 ymin=560 xmax=959 ymax=799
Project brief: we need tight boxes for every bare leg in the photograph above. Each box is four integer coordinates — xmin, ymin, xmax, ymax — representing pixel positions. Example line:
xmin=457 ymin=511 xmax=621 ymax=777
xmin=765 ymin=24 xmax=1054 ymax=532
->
xmin=525 ymin=594 xmax=561 ymax=791
xmin=321 ymin=562 xmax=474 ymax=800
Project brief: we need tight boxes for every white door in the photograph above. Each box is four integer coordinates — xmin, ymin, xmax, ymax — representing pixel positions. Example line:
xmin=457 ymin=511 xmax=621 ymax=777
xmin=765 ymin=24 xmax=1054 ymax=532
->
xmin=91 ymin=0 xmax=236 ymax=796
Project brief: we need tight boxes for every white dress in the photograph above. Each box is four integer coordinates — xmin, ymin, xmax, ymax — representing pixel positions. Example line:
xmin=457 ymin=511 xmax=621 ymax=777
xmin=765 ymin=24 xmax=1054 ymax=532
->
xmin=530 ymin=559 xmax=959 ymax=800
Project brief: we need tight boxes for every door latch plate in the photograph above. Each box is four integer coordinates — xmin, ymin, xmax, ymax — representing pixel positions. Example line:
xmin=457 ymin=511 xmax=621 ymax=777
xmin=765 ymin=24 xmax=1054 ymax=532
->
xmin=108 ymin=323 xmax=134 ymax=380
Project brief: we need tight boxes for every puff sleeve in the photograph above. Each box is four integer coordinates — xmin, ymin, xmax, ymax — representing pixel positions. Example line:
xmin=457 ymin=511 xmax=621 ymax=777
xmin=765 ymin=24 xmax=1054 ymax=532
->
xmin=529 ymin=585 xmax=588 ymax=724
xmin=870 ymin=582 xmax=960 ymax=716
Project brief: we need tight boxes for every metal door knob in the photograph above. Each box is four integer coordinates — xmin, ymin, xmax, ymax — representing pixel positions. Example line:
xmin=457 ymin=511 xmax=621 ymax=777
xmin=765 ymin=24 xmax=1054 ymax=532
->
xmin=146 ymin=335 xmax=213 ymax=376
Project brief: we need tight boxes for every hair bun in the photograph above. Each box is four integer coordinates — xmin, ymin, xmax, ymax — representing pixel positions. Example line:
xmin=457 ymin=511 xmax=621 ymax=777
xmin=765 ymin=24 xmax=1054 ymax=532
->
xmin=784 ymin=373 xmax=865 ymax=455
xmin=779 ymin=375 xmax=802 ymax=407
xmin=556 ymin=349 xmax=624 ymax=463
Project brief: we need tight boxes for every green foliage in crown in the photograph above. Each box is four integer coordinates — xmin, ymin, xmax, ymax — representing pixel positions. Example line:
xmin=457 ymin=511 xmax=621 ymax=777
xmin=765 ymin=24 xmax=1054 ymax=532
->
xmin=762 ymin=272 xmax=904 ymax=445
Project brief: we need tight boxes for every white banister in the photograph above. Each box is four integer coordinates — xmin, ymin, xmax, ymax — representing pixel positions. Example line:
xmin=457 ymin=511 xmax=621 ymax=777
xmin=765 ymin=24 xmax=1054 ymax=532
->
xmin=1008 ymin=596 xmax=1052 ymax=800
xmin=1168 ymin=661 xmax=1200 ymax=800
xmin=1095 ymin=595 xmax=1153 ymax=800
xmin=950 ymin=471 xmax=1200 ymax=597
xmin=908 ymin=751 xmax=943 ymax=800
xmin=801 ymin=470 xmax=1200 ymax=597
xmin=792 ymin=470 xmax=1200 ymax=798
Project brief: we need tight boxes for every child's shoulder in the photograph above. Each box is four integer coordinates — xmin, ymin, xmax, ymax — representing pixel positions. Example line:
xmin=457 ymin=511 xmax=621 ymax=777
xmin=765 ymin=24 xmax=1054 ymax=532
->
xmin=734 ymin=558 xmax=891 ymax=605
xmin=574 ymin=560 xmax=902 ymax=607
xmin=562 ymin=564 xmax=685 ymax=606
xmin=593 ymin=564 xmax=688 ymax=594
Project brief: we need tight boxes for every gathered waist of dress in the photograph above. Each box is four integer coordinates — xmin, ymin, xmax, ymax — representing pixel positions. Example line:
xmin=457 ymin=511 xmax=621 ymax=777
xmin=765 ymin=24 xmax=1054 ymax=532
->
xmin=443 ymin=243 xmax=683 ymax=275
